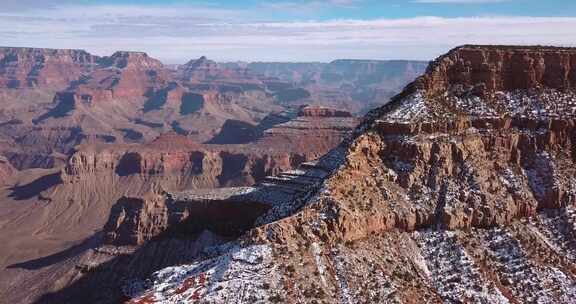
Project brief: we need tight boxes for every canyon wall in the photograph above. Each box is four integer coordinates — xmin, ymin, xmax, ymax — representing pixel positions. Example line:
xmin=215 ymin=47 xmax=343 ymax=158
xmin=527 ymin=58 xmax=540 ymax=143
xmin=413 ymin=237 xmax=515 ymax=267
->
xmin=120 ymin=46 xmax=576 ymax=304
xmin=410 ymin=45 xmax=576 ymax=98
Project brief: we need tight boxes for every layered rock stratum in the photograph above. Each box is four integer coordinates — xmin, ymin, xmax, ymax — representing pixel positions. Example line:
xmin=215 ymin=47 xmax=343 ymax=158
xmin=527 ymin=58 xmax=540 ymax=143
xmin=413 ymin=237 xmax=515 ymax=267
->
xmin=19 ymin=45 xmax=576 ymax=304
xmin=0 ymin=46 xmax=429 ymax=303
xmin=0 ymin=47 xmax=421 ymax=175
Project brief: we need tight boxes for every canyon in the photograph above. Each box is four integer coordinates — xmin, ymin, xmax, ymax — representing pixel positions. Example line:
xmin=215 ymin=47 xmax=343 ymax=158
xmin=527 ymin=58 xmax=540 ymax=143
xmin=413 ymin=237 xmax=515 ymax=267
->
xmin=8 ymin=45 xmax=575 ymax=304
xmin=0 ymin=46 xmax=425 ymax=303
xmin=5 ymin=45 xmax=576 ymax=304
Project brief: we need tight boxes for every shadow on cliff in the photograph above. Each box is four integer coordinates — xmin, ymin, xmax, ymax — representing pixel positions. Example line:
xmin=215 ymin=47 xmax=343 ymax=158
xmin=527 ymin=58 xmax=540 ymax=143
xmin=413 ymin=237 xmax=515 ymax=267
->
xmin=8 ymin=172 xmax=62 ymax=200
xmin=33 ymin=92 xmax=76 ymax=124
xmin=206 ymin=119 xmax=261 ymax=144
xmin=30 ymin=229 xmax=235 ymax=303
xmin=7 ymin=233 xmax=103 ymax=270
xmin=29 ymin=188 xmax=282 ymax=304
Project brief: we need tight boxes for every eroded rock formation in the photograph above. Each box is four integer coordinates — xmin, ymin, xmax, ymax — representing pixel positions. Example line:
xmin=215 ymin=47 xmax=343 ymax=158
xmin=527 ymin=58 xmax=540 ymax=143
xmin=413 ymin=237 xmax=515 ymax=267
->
xmin=0 ymin=47 xmax=97 ymax=89
xmin=413 ymin=45 xmax=576 ymax=98
xmin=0 ymin=47 xmax=425 ymax=303
xmin=104 ymin=190 xmax=270 ymax=246
xmin=97 ymin=45 xmax=576 ymax=304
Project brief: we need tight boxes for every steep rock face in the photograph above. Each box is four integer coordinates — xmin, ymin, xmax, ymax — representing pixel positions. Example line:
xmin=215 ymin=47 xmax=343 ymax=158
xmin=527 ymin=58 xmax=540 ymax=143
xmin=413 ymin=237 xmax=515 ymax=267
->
xmin=104 ymin=190 xmax=270 ymax=246
xmin=73 ymin=51 xmax=168 ymax=102
xmin=60 ymin=140 xmax=316 ymax=189
xmin=271 ymin=45 xmax=576 ymax=242
xmin=0 ymin=47 xmax=97 ymax=89
xmin=411 ymin=45 xmax=576 ymax=99
xmin=100 ymin=149 xmax=344 ymax=247
xmin=178 ymin=56 xmax=221 ymax=81
xmin=109 ymin=46 xmax=576 ymax=304
xmin=101 ymin=51 xmax=163 ymax=70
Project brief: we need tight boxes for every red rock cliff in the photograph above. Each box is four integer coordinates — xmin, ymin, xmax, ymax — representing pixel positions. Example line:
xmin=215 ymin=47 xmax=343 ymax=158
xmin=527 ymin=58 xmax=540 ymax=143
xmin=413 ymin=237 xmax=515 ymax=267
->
xmin=408 ymin=45 xmax=576 ymax=99
xmin=0 ymin=47 xmax=97 ymax=89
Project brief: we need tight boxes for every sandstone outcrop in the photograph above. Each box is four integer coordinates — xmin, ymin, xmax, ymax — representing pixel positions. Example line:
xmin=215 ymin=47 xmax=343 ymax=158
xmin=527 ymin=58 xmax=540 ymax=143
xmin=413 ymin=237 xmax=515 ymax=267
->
xmin=101 ymin=147 xmax=345 ymax=246
xmin=409 ymin=45 xmax=576 ymax=99
xmin=104 ymin=190 xmax=270 ymax=246
xmin=104 ymin=46 xmax=576 ymax=304
xmin=61 ymin=143 xmax=313 ymax=188
xmin=101 ymin=51 xmax=164 ymax=70
xmin=72 ymin=51 xmax=169 ymax=103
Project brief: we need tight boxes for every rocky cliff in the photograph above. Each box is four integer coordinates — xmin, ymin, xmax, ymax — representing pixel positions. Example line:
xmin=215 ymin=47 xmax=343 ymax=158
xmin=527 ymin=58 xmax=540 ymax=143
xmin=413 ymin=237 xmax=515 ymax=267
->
xmin=71 ymin=51 xmax=169 ymax=102
xmin=408 ymin=45 xmax=576 ymax=99
xmin=0 ymin=47 xmax=97 ymax=89
xmin=0 ymin=47 xmax=424 ymax=303
xmin=103 ymin=190 xmax=270 ymax=246
xmin=61 ymin=143 xmax=312 ymax=189
xmin=87 ymin=45 xmax=576 ymax=304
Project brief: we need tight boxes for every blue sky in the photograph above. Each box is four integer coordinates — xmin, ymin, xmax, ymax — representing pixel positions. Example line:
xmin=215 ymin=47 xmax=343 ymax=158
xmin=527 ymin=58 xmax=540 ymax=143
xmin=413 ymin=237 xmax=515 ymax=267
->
xmin=1 ymin=0 xmax=575 ymax=62
xmin=17 ymin=0 xmax=576 ymax=19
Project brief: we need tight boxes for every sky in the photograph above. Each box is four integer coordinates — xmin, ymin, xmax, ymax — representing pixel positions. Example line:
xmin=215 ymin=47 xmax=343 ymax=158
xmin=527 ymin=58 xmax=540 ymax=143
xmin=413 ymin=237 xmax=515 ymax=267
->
xmin=1 ymin=0 xmax=575 ymax=63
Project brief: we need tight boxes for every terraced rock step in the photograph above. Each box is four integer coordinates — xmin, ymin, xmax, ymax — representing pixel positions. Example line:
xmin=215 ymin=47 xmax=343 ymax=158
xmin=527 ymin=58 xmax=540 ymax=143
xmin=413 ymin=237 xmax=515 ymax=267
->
xmin=103 ymin=146 xmax=347 ymax=246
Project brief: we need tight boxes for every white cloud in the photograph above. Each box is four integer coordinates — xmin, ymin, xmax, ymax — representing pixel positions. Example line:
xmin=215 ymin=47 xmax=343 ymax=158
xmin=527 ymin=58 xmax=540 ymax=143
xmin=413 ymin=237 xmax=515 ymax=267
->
xmin=0 ymin=0 xmax=75 ymax=11
xmin=0 ymin=4 xmax=574 ymax=62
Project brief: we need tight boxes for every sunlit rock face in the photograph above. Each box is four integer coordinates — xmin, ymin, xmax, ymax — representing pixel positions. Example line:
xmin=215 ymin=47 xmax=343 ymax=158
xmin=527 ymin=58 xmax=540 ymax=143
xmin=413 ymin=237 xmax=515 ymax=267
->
xmin=10 ymin=45 xmax=576 ymax=304
xmin=55 ymin=45 xmax=574 ymax=304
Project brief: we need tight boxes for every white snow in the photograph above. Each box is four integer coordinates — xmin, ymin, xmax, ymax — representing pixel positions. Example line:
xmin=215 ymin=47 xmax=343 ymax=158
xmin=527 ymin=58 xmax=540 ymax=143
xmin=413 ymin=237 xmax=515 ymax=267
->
xmin=329 ymin=248 xmax=353 ymax=304
xmin=414 ymin=229 xmax=510 ymax=304
xmin=311 ymin=242 xmax=329 ymax=287
xmin=481 ymin=227 xmax=576 ymax=303
xmin=384 ymin=91 xmax=429 ymax=122
xmin=125 ymin=244 xmax=278 ymax=303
